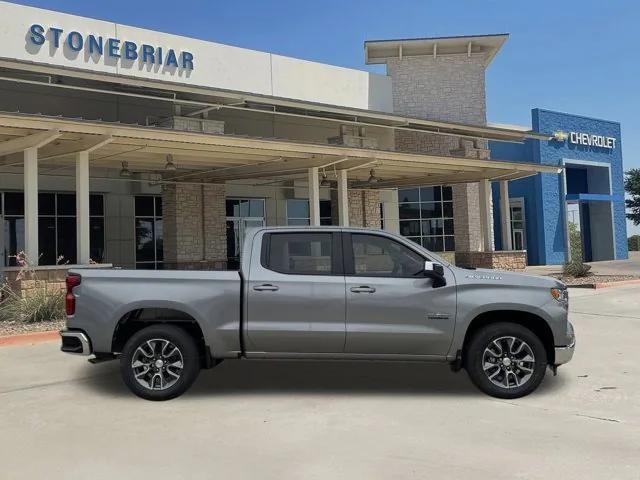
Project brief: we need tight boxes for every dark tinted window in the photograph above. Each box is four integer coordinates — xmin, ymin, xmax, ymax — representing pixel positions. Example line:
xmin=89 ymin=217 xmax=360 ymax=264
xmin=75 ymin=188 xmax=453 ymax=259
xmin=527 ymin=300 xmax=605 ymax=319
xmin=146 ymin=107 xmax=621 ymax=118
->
xmin=57 ymin=217 xmax=76 ymax=264
xmin=4 ymin=192 xmax=24 ymax=216
xmin=38 ymin=193 xmax=55 ymax=215
xmin=57 ymin=194 xmax=75 ymax=215
xmin=38 ymin=217 xmax=56 ymax=265
xmin=265 ymin=233 xmax=333 ymax=275
xmin=154 ymin=197 xmax=163 ymax=217
xmin=352 ymin=234 xmax=424 ymax=277
xmin=90 ymin=217 xmax=105 ymax=263
xmin=90 ymin=194 xmax=104 ymax=216
xmin=135 ymin=218 xmax=155 ymax=262
xmin=135 ymin=196 xmax=155 ymax=217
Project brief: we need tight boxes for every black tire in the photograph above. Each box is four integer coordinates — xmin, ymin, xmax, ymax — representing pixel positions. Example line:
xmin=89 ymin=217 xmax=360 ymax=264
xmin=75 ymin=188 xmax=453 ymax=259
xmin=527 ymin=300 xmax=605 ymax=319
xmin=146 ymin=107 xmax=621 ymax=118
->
xmin=120 ymin=324 xmax=200 ymax=401
xmin=465 ymin=322 xmax=547 ymax=399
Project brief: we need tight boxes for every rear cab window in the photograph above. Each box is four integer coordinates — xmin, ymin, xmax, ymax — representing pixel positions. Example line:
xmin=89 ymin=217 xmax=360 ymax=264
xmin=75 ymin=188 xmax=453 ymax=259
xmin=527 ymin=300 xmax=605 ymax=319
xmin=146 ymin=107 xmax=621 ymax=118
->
xmin=261 ymin=232 xmax=342 ymax=275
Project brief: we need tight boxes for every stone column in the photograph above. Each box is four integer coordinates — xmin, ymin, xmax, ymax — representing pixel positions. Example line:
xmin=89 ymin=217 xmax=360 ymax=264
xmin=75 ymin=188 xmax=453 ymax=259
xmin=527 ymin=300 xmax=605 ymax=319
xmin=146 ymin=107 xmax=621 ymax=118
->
xmin=348 ymin=190 xmax=381 ymax=228
xmin=162 ymin=183 xmax=204 ymax=268
xmin=348 ymin=190 xmax=364 ymax=227
xmin=163 ymin=182 xmax=227 ymax=269
xmin=203 ymin=184 xmax=227 ymax=264
xmin=452 ymin=182 xmax=482 ymax=252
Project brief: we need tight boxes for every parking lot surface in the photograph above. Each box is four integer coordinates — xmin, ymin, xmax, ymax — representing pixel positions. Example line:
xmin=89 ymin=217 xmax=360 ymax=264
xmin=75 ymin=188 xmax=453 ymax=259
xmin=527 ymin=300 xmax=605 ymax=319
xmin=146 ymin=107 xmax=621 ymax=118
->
xmin=1 ymin=286 xmax=639 ymax=479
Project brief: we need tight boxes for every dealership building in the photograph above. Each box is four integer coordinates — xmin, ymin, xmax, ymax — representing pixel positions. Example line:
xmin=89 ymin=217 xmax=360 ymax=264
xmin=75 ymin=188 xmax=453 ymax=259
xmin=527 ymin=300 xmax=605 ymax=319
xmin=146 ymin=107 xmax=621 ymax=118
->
xmin=0 ymin=1 xmax=628 ymax=283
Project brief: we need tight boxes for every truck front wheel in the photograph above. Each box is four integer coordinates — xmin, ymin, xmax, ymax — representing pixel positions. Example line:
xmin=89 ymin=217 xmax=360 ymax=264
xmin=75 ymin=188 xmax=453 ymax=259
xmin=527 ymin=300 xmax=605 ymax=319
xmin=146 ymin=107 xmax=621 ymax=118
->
xmin=120 ymin=324 xmax=201 ymax=401
xmin=465 ymin=322 xmax=547 ymax=399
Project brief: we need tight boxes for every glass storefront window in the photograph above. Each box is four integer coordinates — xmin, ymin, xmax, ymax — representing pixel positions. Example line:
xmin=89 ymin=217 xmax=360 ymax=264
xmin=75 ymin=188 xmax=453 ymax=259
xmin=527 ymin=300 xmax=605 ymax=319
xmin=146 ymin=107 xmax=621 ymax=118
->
xmin=286 ymin=199 xmax=333 ymax=226
xmin=1 ymin=192 xmax=105 ymax=266
xmin=135 ymin=196 xmax=163 ymax=269
xmin=397 ymin=186 xmax=455 ymax=252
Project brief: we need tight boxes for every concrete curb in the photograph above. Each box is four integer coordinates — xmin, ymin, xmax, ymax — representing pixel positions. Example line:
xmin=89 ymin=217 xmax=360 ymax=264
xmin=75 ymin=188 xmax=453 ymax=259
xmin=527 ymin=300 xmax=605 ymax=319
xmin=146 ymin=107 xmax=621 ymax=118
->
xmin=0 ymin=330 xmax=59 ymax=347
xmin=567 ymin=279 xmax=640 ymax=290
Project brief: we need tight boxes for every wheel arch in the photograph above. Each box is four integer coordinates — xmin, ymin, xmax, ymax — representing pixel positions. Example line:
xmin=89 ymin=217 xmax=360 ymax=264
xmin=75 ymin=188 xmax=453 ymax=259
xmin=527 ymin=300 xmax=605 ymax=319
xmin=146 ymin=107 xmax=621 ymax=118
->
xmin=461 ymin=310 xmax=555 ymax=365
xmin=112 ymin=308 xmax=211 ymax=366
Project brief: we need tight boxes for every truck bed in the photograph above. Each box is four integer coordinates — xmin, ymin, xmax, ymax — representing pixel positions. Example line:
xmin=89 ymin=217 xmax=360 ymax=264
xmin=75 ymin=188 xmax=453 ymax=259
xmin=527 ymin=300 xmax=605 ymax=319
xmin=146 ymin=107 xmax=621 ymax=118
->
xmin=67 ymin=268 xmax=242 ymax=356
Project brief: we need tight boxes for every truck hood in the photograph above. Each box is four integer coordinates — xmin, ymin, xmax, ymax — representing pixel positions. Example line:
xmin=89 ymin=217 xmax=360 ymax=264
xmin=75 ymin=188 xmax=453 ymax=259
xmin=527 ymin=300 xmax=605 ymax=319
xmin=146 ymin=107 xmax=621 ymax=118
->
xmin=452 ymin=267 xmax=565 ymax=289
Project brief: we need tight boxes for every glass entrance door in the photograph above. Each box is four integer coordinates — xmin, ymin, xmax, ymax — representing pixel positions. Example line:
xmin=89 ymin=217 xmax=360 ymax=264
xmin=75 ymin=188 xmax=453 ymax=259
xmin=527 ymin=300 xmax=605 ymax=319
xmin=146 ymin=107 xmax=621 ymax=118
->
xmin=225 ymin=199 xmax=265 ymax=270
xmin=509 ymin=200 xmax=526 ymax=250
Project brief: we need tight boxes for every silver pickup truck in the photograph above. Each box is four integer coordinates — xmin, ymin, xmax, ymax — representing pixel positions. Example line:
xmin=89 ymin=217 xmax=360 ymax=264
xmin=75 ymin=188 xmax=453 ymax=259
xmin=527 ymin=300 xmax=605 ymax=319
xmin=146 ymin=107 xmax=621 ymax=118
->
xmin=60 ymin=226 xmax=575 ymax=401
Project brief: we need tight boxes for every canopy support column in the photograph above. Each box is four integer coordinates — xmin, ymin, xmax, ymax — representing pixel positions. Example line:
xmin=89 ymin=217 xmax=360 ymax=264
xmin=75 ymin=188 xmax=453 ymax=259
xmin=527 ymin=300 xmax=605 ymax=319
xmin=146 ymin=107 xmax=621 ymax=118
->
xmin=76 ymin=150 xmax=91 ymax=264
xmin=24 ymin=147 xmax=39 ymax=265
xmin=500 ymin=180 xmax=513 ymax=251
xmin=337 ymin=169 xmax=349 ymax=226
xmin=479 ymin=179 xmax=494 ymax=252
xmin=308 ymin=167 xmax=320 ymax=226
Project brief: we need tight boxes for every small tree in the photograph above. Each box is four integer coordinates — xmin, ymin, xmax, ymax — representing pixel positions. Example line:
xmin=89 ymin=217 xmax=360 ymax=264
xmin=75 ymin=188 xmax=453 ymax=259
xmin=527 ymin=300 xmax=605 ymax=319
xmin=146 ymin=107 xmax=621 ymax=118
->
xmin=629 ymin=235 xmax=640 ymax=252
xmin=567 ymin=221 xmax=583 ymax=262
xmin=625 ymin=169 xmax=640 ymax=226
xmin=563 ymin=220 xmax=591 ymax=278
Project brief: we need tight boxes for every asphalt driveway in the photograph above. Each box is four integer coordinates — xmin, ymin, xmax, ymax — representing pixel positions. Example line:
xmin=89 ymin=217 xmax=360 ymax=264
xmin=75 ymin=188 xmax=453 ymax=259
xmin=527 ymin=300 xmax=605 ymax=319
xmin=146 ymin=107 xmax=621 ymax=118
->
xmin=0 ymin=286 xmax=639 ymax=479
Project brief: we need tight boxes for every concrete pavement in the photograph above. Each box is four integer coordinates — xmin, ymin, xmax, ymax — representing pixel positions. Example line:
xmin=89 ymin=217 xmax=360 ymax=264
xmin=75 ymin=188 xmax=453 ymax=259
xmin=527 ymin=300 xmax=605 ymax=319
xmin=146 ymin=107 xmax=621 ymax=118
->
xmin=1 ymin=286 xmax=639 ymax=479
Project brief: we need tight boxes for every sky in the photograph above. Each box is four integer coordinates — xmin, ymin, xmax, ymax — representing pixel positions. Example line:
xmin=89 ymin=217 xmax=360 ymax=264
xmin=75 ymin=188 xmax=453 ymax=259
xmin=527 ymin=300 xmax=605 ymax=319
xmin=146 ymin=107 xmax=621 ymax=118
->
xmin=12 ymin=0 xmax=640 ymax=234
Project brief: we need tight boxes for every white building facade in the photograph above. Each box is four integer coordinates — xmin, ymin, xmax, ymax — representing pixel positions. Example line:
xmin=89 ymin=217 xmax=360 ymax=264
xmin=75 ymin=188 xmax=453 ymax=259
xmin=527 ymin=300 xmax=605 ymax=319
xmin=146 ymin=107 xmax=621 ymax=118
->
xmin=0 ymin=1 xmax=558 ymax=282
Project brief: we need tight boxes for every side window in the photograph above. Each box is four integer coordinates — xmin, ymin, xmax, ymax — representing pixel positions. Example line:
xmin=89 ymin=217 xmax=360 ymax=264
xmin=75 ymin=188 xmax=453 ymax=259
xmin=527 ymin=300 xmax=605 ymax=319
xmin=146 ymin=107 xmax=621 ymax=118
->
xmin=352 ymin=234 xmax=424 ymax=277
xmin=264 ymin=233 xmax=335 ymax=275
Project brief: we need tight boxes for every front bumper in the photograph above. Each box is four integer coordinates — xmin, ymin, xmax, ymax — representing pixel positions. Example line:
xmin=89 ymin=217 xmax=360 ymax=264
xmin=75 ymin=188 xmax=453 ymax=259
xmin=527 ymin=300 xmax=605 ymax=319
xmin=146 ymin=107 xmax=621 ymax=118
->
xmin=60 ymin=329 xmax=92 ymax=356
xmin=554 ymin=321 xmax=575 ymax=365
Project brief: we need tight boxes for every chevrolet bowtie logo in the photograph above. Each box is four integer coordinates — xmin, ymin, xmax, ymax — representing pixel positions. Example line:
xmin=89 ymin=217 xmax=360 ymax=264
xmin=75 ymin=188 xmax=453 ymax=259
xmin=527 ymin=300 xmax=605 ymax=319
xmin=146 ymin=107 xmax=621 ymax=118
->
xmin=552 ymin=131 xmax=568 ymax=142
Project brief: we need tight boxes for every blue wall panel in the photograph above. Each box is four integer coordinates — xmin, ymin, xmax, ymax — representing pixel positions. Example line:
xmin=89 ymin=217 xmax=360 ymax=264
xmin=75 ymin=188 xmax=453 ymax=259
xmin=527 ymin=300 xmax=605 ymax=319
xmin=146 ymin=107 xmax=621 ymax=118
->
xmin=490 ymin=108 xmax=627 ymax=265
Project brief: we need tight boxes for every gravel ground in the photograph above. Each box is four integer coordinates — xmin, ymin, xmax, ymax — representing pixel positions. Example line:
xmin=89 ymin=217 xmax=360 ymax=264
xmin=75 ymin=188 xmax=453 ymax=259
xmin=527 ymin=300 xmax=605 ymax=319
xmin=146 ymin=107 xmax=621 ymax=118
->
xmin=0 ymin=319 xmax=65 ymax=336
xmin=549 ymin=274 xmax=639 ymax=286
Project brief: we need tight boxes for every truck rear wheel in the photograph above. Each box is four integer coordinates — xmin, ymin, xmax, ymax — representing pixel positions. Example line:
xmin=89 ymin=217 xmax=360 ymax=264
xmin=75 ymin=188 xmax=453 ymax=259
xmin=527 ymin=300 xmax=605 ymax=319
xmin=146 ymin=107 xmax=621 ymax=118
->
xmin=465 ymin=322 xmax=547 ymax=399
xmin=120 ymin=324 xmax=200 ymax=401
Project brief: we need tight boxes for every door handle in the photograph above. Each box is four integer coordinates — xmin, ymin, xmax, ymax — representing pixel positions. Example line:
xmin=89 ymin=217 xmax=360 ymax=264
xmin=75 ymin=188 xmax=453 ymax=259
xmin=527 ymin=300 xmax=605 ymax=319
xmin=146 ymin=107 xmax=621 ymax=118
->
xmin=253 ymin=284 xmax=279 ymax=292
xmin=350 ymin=286 xmax=376 ymax=294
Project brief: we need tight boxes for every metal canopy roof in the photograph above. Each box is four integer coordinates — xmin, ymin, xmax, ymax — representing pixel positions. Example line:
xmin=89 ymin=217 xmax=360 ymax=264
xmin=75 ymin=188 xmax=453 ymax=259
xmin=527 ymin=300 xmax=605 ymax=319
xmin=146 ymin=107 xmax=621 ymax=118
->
xmin=0 ymin=59 xmax=550 ymax=144
xmin=0 ymin=112 xmax=560 ymax=189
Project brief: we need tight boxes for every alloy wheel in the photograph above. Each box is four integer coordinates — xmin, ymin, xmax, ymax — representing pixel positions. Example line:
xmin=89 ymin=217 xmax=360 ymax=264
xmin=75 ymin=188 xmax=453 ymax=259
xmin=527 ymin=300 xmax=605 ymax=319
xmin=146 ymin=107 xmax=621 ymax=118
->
xmin=482 ymin=336 xmax=535 ymax=389
xmin=131 ymin=338 xmax=184 ymax=391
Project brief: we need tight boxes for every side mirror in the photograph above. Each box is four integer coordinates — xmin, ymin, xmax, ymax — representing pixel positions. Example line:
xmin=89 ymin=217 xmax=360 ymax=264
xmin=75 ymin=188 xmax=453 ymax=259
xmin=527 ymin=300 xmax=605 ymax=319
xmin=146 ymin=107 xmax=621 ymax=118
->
xmin=423 ymin=261 xmax=446 ymax=287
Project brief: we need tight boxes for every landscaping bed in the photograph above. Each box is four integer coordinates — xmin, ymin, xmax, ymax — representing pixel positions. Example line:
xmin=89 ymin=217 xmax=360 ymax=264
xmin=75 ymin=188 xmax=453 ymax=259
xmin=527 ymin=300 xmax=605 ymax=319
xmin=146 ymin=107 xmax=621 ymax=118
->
xmin=0 ymin=318 xmax=65 ymax=337
xmin=549 ymin=274 xmax=640 ymax=287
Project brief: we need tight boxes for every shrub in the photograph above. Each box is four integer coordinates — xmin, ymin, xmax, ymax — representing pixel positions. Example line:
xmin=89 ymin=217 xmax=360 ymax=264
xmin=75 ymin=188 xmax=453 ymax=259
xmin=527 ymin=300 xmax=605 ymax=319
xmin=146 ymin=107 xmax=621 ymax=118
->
xmin=0 ymin=251 xmax=65 ymax=323
xmin=567 ymin=222 xmax=583 ymax=262
xmin=629 ymin=235 xmax=640 ymax=252
xmin=563 ymin=261 xmax=592 ymax=278
xmin=0 ymin=283 xmax=65 ymax=323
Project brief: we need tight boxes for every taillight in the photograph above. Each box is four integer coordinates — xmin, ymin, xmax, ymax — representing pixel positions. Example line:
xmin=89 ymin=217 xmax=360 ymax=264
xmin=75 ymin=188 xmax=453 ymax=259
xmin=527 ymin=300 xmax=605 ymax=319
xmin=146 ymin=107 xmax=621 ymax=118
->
xmin=65 ymin=274 xmax=81 ymax=315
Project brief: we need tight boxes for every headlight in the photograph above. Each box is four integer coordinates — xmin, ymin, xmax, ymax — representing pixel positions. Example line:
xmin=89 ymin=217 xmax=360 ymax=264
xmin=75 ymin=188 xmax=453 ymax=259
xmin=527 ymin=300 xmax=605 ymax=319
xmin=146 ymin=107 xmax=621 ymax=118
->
xmin=550 ymin=287 xmax=569 ymax=307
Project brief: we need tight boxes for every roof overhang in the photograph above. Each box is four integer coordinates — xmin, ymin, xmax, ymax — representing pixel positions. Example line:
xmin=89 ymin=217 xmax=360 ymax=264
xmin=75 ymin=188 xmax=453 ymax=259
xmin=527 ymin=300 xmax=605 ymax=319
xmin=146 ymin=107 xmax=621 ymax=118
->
xmin=0 ymin=112 xmax=560 ymax=189
xmin=0 ymin=59 xmax=549 ymax=143
xmin=365 ymin=34 xmax=509 ymax=66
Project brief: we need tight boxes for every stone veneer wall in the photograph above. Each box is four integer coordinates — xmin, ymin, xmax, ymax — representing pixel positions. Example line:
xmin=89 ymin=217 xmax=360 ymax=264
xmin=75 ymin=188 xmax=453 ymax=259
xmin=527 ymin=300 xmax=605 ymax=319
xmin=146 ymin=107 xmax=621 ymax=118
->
xmin=3 ymin=265 xmax=113 ymax=297
xmin=348 ymin=190 xmax=381 ymax=228
xmin=455 ymin=250 xmax=527 ymax=271
xmin=3 ymin=268 xmax=67 ymax=296
xmin=162 ymin=182 xmax=227 ymax=269
xmin=386 ymin=53 xmax=491 ymax=254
